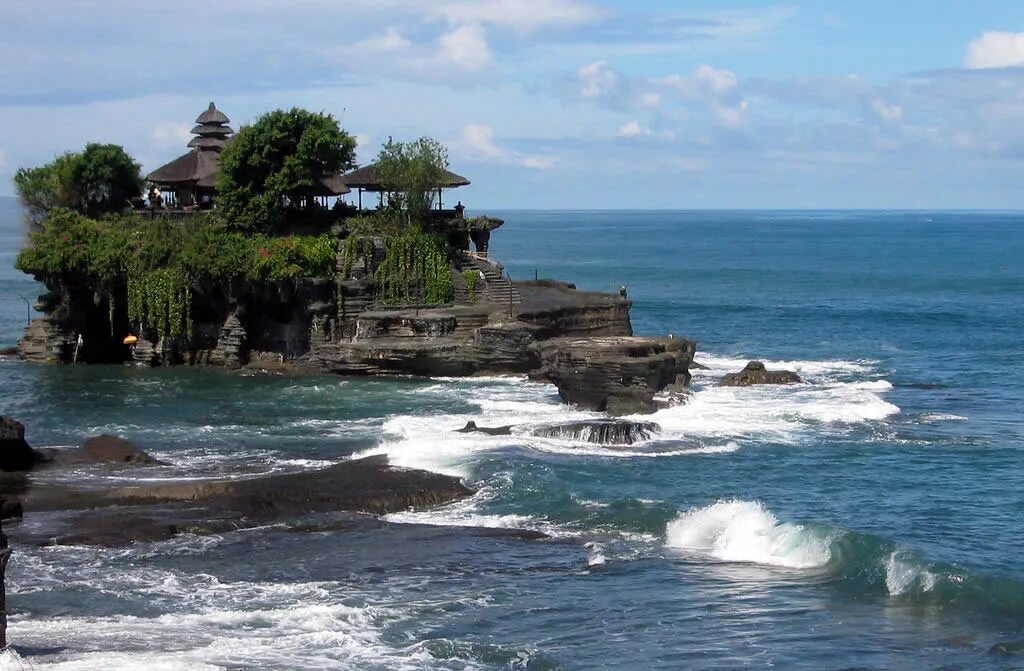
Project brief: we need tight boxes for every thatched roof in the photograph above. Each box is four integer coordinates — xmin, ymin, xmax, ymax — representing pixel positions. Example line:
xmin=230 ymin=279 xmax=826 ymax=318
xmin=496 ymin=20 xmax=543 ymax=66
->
xmin=191 ymin=123 xmax=234 ymax=136
xmin=316 ymin=174 xmax=352 ymax=196
xmin=187 ymin=135 xmax=230 ymax=150
xmin=196 ymin=102 xmax=229 ymax=125
xmin=146 ymin=149 xmax=220 ymax=187
xmin=341 ymin=163 xmax=470 ymax=192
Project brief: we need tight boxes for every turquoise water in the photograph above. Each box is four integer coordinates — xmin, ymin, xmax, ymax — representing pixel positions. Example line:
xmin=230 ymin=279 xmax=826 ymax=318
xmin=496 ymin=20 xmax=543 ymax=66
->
xmin=2 ymin=199 xmax=1024 ymax=669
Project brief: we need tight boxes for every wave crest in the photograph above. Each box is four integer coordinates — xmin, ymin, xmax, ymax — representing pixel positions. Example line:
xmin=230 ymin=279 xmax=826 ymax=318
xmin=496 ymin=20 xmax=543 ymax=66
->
xmin=665 ymin=500 xmax=833 ymax=569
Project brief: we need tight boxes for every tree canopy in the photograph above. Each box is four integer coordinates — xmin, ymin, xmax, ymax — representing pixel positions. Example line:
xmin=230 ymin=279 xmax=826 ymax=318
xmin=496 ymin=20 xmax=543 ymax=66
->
xmin=375 ymin=137 xmax=450 ymax=225
xmin=14 ymin=144 xmax=142 ymax=227
xmin=217 ymin=108 xmax=357 ymax=233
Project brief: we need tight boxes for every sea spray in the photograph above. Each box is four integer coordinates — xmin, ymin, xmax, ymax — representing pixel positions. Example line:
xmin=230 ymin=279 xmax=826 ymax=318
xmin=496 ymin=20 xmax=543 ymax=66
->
xmin=665 ymin=500 xmax=1024 ymax=621
xmin=665 ymin=501 xmax=834 ymax=569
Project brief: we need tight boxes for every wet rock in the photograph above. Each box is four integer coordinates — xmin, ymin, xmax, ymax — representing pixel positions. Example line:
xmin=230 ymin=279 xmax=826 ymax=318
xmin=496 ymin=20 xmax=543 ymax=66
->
xmin=990 ymin=639 xmax=1024 ymax=655
xmin=536 ymin=336 xmax=696 ymax=415
xmin=0 ymin=417 xmax=45 ymax=472
xmin=529 ymin=420 xmax=660 ymax=445
xmin=0 ymin=346 xmax=16 ymax=357
xmin=13 ymin=455 xmax=474 ymax=547
xmin=719 ymin=361 xmax=802 ymax=387
xmin=456 ymin=421 xmax=513 ymax=436
xmin=72 ymin=435 xmax=168 ymax=466
xmin=0 ymin=506 xmax=9 ymax=648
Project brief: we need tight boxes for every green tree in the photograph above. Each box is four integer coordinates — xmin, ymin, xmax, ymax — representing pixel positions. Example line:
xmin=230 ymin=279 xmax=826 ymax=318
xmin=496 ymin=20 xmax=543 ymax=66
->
xmin=217 ymin=107 xmax=357 ymax=233
xmin=13 ymin=144 xmax=141 ymax=227
xmin=375 ymin=137 xmax=450 ymax=226
xmin=13 ymin=152 xmax=78 ymax=229
xmin=71 ymin=144 xmax=143 ymax=218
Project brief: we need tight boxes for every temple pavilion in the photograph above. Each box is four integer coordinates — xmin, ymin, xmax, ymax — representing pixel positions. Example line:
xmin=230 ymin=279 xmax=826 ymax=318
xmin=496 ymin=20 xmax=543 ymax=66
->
xmin=146 ymin=102 xmax=234 ymax=208
xmin=340 ymin=163 xmax=470 ymax=211
xmin=145 ymin=102 xmax=353 ymax=210
xmin=145 ymin=102 xmax=472 ymax=214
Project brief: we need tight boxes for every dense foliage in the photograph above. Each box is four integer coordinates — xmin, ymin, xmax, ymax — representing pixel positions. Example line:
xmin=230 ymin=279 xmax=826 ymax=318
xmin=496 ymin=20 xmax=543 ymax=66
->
xmin=375 ymin=137 xmax=450 ymax=225
xmin=14 ymin=144 xmax=142 ymax=227
xmin=340 ymin=213 xmax=454 ymax=305
xmin=217 ymin=108 xmax=357 ymax=233
xmin=16 ymin=209 xmax=337 ymax=338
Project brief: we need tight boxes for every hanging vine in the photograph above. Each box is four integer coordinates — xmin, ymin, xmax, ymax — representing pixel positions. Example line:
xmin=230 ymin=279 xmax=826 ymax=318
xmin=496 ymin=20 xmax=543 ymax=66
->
xmin=462 ymin=269 xmax=479 ymax=301
xmin=372 ymin=226 xmax=454 ymax=305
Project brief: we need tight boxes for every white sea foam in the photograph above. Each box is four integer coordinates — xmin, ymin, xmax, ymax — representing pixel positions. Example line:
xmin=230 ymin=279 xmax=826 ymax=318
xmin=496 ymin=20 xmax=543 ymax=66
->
xmin=885 ymin=551 xmax=937 ymax=596
xmin=919 ymin=413 xmax=968 ymax=423
xmin=665 ymin=501 xmax=834 ymax=569
xmin=7 ymin=550 xmax=468 ymax=671
xmin=356 ymin=351 xmax=899 ymax=479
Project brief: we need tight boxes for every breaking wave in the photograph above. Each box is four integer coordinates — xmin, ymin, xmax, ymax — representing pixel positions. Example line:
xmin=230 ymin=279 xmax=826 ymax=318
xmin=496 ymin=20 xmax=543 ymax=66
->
xmin=665 ymin=500 xmax=1024 ymax=618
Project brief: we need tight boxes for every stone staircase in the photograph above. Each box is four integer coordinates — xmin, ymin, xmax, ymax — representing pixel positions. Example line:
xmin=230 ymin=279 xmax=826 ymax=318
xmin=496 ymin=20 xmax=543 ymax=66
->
xmin=468 ymin=256 xmax=521 ymax=307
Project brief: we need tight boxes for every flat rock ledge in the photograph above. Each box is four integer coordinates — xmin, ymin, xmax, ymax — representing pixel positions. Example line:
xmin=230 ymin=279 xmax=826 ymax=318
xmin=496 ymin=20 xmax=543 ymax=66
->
xmin=536 ymin=336 xmax=696 ymax=415
xmin=719 ymin=361 xmax=802 ymax=387
xmin=7 ymin=455 xmax=474 ymax=547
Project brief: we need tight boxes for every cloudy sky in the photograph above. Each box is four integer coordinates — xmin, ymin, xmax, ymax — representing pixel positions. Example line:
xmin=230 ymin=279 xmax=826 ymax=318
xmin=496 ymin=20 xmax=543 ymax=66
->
xmin=2 ymin=0 xmax=1024 ymax=208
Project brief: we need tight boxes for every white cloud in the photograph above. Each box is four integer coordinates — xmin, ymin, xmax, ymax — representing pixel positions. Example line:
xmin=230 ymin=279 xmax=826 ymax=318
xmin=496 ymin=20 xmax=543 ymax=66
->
xmin=712 ymin=100 xmax=749 ymax=127
xmin=462 ymin=123 xmax=505 ymax=158
xmin=431 ymin=0 xmax=602 ymax=32
xmin=577 ymin=61 xmax=620 ymax=99
xmin=618 ymin=120 xmax=648 ymax=137
xmin=353 ymin=27 xmax=411 ymax=54
xmin=965 ymin=32 xmax=1024 ymax=69
xmin=872 ymin=98 xmax=903 ymax=121
xmin=458 ymin=123 xmax=554 ymax=169
xmin=520 ymin=155 xmax=556 ymax=169
xmin=436 ymin=24 xmax=494 ymax=71
xmin=638 ymin=92 xmax=661 ymax=108
xmin=664 ymin=65 xmax=738 ymax=98
xmin=694 ymin=64 xmax=738 ymax=93
xmin=150 ymin=122 xmax=192 ymax=148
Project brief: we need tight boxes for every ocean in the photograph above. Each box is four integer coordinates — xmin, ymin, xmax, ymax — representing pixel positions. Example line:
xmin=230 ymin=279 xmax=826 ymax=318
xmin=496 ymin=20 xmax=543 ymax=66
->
xmin=1 ymin=198 xmax=1023 ymax=670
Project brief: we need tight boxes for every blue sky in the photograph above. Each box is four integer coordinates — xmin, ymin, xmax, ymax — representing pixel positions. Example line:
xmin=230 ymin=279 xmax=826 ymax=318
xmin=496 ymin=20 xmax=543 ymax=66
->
xmin=2 ymin=0 xmax=1024 ymax=208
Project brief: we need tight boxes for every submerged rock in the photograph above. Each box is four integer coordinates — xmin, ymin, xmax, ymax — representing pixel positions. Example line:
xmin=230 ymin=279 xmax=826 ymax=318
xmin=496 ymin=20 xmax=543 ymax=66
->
xmin=456 ymin=421 xmax=513 ymax=436
xmin=528 ymin=420 xmax=660 ymax=445
xmin=12 ymin=455 xmax=474 ymax=547
xmin=0 ymin=505 xmax=9 ymax=648
xmin=72 ymin=435 xmax=168 ymax=466
xmin=719 ymin=361 xmax=802 ymax=387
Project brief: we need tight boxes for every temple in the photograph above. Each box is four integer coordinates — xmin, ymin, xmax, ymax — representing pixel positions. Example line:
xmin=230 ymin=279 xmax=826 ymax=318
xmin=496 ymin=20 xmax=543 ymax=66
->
xmin=146 ymin=102 xmax=234 ymax=208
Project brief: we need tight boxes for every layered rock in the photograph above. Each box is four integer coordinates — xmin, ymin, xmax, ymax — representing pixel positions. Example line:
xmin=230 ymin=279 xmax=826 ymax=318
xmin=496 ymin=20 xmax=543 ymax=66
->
xmin=528 ymin=420 xmax=661 ymax=445
xmin=72 ymin=435 xmax=167 ymax=465
xmin=0 ymin=508 xmax=9 ymax=648
xmin=536 ymin=336 xmax=696 ymax=415
xmin=719 ymin=361 xmax=802 ymax=387
xmin=11 ymin=455 xmax=473 ymax=547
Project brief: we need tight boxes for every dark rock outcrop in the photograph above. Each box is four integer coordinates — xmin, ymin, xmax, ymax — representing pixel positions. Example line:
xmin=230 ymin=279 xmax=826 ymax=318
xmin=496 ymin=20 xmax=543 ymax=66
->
xmin=72 ymin=435 xmax=167 ymax=466
xmin=528 ymin=420 xmax=660 ymax=445
xmin=12 ymin=455 xmax=473 ymax=547
xmin=0 ymin=417 xmax=43 ymax=472
xmin=536 ymin=336 xmax=696 ymax=415
xmin=456 ymin=421 xmax=513 ymax=436
xmin=719 ymin=361 xmax=802 ymax=387
xmin=0 ymin=507 xmax=9 ymax=648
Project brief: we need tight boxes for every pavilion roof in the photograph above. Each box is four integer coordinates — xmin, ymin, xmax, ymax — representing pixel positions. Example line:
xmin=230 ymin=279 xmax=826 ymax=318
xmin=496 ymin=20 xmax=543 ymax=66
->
xmin=146 ymin=149 xmax=220 ymax=187
xmin=191 ymin=123 xmax=235 ymax=136
xmin=196 ymin=102 xmax=230 ymax=125
xmin=316 ymin=174 xmax=352 ymax=196
xmin=340 ymin=163 xmax=470 ymax=192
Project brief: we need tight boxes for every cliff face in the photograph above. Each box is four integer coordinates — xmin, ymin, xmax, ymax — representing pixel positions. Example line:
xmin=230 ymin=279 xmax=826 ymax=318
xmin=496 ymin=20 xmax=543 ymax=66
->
xmin=16 ymin=244 xmax=694 ymax=415
xmin=302 ymin=280 xmax=634 ymax=378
